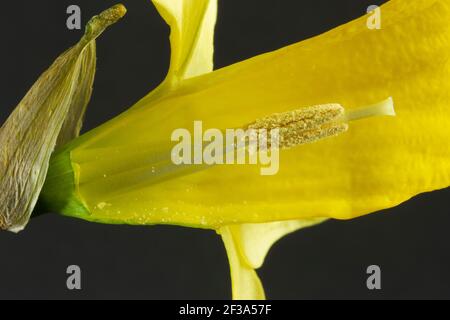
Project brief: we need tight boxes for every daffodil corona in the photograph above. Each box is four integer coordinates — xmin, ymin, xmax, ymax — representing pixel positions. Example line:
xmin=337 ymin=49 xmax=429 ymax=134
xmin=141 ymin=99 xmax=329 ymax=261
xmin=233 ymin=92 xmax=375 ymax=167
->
xmin=26 ymin=0 xmax=450 ymax=299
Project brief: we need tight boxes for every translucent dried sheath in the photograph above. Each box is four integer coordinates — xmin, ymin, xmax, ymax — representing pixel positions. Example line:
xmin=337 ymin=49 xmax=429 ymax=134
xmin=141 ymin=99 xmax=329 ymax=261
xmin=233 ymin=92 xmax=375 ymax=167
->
xmin=0 ymin=4 xmax=126 ymax=232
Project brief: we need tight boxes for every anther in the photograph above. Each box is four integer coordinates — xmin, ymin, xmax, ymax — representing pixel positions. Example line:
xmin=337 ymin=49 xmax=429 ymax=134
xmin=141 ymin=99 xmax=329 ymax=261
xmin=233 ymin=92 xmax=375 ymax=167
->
xmin=245 ymin=97 xmax=394 ymax=150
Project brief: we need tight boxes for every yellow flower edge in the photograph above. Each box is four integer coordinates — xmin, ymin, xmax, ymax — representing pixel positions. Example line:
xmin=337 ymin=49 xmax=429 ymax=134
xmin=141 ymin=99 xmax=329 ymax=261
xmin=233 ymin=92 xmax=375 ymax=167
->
xmin=40 ymin=0 xmax=450 ymax=299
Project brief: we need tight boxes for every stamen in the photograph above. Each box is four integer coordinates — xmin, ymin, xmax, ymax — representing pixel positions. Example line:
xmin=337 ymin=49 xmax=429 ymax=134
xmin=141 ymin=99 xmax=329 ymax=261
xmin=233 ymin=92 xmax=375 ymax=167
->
xmin=246 ymin=104 xmax=347 ymax=149
xmin=276 ymin=123 xmax=349 ymax=149
xmin=248 ymin=104 xmax=344 ymax=131
xmin=245 ymin=97 xmax=395 ymax=150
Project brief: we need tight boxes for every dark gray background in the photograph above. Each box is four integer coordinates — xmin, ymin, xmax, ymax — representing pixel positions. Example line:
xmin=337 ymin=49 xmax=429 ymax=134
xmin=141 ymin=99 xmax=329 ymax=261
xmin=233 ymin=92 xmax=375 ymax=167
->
xmin=1 ymin=0 xmax=449 ymax=300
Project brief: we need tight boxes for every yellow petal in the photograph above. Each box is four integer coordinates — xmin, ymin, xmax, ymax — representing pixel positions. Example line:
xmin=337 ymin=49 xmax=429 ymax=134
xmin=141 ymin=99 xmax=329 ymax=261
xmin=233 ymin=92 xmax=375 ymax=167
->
xmin=219 ymin=226 xmax=266 ymax=300
xmin=148 ymin=1 xmax=320 ymax=296
xmin=230 ymin=219 xmax=327 ymax=269
xmin=42 ymin=0 xmax=450 ymax=228
xmin=150 ymin=0 xmax=217 ymax=82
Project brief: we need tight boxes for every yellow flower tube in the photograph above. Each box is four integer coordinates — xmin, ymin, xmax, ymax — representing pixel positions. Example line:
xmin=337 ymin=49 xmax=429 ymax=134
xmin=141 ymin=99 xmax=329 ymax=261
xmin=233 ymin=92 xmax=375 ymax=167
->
xmin=39 ymin=0 xmax=450 ymax=299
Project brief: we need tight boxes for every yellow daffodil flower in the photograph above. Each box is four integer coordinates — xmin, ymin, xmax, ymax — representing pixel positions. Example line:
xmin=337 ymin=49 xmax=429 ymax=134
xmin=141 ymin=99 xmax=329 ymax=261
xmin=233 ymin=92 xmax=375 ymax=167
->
xmin=35 ymin=0 xmax=450 ymax=299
